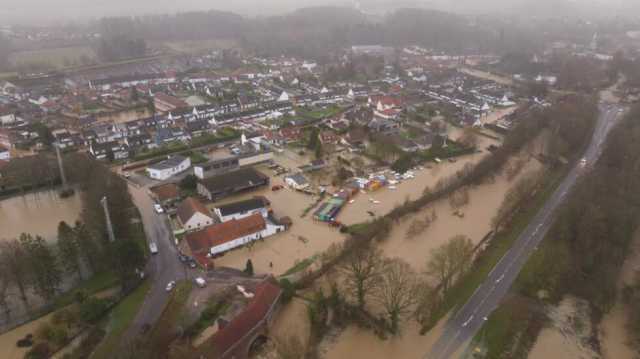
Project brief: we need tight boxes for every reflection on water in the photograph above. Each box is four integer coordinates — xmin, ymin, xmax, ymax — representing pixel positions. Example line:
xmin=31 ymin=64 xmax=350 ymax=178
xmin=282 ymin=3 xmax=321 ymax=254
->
xmin=0 ymin=190 xmax=82 ymax=243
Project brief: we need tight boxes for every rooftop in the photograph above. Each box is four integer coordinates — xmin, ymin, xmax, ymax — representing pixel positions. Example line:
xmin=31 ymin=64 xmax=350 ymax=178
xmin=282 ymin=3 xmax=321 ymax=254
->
xmin=198 ymin=168 xmax=268 ymax=192
xmin=148 ymin=155 xmax=189 ymax=171
xmin=176 ymin=197 xmax=211 ymax=224
xmin=216 ymin=196 xmax=270 ymax=217
xmin=185 ymin=213 xmax=266 ymax=253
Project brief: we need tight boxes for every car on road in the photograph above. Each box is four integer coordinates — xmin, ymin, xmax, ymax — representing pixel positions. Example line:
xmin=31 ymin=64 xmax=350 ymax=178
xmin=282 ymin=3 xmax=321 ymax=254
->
xmin=149 ymin=242 xmax=158 ymax=255
xmin=195 ymin=277 xmax=207 ymax=288
xmin=580 ymin=158 xmax=587 ymax=167
xmin=154 ymin=204 xmax=164 ymax=214
xmin=123 ymin=172 xmax=131 ymax=178
xmin=165 ymin=281 xmax=176 ymax=292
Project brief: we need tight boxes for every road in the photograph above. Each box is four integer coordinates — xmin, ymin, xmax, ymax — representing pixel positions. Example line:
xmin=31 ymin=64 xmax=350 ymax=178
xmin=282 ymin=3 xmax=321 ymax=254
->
xmin=427 ymin=103 xmax=623 ymax=359
xmin=125 ymin=184 xmax=189 ymax=335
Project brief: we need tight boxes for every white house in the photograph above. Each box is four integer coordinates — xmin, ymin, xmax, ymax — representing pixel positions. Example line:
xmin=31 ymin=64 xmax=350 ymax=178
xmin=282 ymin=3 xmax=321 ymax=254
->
xmin=185 ymin=213 xmax=285 ymax=257
xmin=176 ymin=197 xmax=215 ymax=232
xmin=213 ymin=196 xmax=270 ymax=223
xmin=146 ymin=155 xmax=191 ymax=181
xmin=284 ymin=173 xmax=310 ymax=190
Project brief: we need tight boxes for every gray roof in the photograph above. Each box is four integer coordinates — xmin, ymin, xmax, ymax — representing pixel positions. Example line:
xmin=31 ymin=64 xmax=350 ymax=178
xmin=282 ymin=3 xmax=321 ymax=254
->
xmin=148 ymin=155 xmax=189 ymax=171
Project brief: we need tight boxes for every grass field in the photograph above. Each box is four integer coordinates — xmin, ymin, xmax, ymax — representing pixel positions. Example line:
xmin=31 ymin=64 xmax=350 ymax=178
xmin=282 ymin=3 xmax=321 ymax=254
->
xmin=91 ymin=280 xmax=152 ymax=359
xmin=9 ymin=46 xmax=96 ymax=69
xmin=157 ymin=39 xmax=237 ymax=54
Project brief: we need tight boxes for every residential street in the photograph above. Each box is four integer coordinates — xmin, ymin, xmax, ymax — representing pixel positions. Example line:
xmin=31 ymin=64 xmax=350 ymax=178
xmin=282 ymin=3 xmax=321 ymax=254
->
xmin=125 ymin=184 xmax=189 ymax=336
xmin=427 ymin=103 xmax=623 ymax=359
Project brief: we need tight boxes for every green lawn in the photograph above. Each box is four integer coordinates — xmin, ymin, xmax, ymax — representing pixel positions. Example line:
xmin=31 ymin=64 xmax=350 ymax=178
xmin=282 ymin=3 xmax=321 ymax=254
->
xmin=53 ymin=272 xmax=120 ymax=309
xmin=281 ymin=256 xmax=318 ymax=277
xmin=92 ymin=279 xmax=152 ymax=359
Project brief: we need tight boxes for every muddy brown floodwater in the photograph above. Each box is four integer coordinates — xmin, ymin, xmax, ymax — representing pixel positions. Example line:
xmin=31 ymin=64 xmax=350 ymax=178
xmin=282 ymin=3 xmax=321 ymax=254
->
xmin=0 ymin=190 xmax=82 ymax=243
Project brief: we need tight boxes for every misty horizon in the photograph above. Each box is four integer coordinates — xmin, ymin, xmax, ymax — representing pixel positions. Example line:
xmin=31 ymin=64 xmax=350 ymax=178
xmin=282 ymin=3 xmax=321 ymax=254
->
xmin=0 ymin=0 xmax=636 ymax=25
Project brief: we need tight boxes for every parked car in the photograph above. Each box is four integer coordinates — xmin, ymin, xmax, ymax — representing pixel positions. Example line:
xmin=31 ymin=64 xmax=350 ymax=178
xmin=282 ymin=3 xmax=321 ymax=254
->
xmin=154 ymin=204 xmax=164 ymax=214
xmin=123 ymin=172 xmax=131 ymax=178
xmin=165 ymin=281 xmax=176 ymax=292
xmin=188 ymin=260 xmax=197 ymax=269
xmin=195 ymin=277 xmax=207 ymax=288
xmin=272 ymin=185 xmax=284 ymax=191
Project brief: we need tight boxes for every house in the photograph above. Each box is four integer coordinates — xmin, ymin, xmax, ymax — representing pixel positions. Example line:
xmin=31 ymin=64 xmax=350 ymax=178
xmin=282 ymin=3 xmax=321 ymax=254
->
xmin=124 ymin=133 xmax=154 ymax=150
xmin=342 ymin=127 xmax=367 ymax=148
xmin=154 ymin=93 xmax=188 ymax=112
xmin=155 ymin=127 xmax=189 ymax=146
xmin=213 ymin=196 xmax=270 ymax=223
xmin=146 ymin=155 xmax=191 ymax=181
xmin=176 ymin=197 xmax=215 ymax=232
xmin=298 ymin=159 xmax=327 ymax=173
xmin=0 ymin=145 xmax=9 ymax=161
xmin=389 ymin=135 xmax=419 ymax=153
xmin=206 ymin=278 xmax=283 ymax=359
xmin=0 ymin=129 xmax=14 ymax=149
xmin=184 ymin=213 xmax=284 ymax=257
xmin=89 ymin=141 xmax=129 ymax=160
xmin=149 ymin=183 xmax=181 ymax=207
xmin=284 ymin=173 xmax=310 ymax=190
xmin=319 ymin=130 xmax=340 ymax=145
xmin=197 ymin=168 xmax=269 ymax=202
xmin=368 ymin=117 xmax=400 ymax=135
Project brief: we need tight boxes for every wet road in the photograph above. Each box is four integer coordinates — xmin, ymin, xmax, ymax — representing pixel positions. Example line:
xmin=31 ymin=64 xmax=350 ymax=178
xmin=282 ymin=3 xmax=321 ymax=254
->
xmin=427 ymin=104 xmax=623 ymax=359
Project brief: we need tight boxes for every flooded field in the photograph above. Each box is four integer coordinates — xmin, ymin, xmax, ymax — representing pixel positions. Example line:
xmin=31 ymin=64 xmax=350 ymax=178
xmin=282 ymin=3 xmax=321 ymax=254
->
xmin=0 ymin=190 xmax=82 ymax=243
xmin=529 ymin=296 xmax=599 ymax=359
xmin=321 ymin=314 xmax=449 ymax=359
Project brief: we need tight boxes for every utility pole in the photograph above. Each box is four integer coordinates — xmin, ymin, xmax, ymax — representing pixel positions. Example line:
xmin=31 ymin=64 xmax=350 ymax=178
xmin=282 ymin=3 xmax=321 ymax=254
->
xmin=55 ymin=144 xmax=68 ymax=190
xmin=101 ymin=196 xmax=116 ymax=242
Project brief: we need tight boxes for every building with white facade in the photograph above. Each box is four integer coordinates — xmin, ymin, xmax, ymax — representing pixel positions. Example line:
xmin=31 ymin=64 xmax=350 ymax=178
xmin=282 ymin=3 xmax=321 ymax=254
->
xmin=176 ymin=197 xmax=215 ymax=232
xmin=146 ymin=155 xmax=191 ymax=181
xmin=213 ymin=196 xmax=270 ymax=223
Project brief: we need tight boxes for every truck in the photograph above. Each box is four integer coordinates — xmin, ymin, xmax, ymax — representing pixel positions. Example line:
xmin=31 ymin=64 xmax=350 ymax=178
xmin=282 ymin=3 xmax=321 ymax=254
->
xmin=149 ymin=242 xmax=159 ymax=255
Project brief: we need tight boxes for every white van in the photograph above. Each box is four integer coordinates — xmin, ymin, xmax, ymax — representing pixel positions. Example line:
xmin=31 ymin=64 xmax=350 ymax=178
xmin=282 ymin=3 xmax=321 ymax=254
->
xmin=149 ymin=242 xmax=159 ymax=255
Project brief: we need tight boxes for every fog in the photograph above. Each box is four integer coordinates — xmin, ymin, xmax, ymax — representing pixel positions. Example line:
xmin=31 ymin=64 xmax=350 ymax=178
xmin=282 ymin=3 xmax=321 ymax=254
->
xmin=0 ymin=0 xmax=635 ymax=24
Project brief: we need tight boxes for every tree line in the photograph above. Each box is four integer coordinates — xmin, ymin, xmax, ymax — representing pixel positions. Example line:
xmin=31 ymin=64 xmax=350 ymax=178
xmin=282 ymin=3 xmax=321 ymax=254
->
xmin=0 ymin=153 xmax=145 ymax=325
xmin=515 ymin=104 xmax=640 ymax=351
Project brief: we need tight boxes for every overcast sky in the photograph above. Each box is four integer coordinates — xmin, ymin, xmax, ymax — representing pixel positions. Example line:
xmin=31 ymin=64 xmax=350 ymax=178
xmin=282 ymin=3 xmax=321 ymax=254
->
xmin=0 ymin=0 xmax=632 ymax=25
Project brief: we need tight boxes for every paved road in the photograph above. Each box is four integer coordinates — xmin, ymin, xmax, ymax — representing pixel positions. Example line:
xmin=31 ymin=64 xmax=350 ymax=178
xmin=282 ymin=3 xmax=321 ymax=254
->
xmin=427 ymin=103 xmax=623 ymax=359
xmin=126 ymin=184 xmax=189 ymax=335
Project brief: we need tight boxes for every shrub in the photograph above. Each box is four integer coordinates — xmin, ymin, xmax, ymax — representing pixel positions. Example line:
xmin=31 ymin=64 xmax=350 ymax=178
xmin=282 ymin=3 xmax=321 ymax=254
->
xmin=79 ymin=297 xmax=110 ymax=324
xmin=25 ymin=342 xmax=51 ymax=359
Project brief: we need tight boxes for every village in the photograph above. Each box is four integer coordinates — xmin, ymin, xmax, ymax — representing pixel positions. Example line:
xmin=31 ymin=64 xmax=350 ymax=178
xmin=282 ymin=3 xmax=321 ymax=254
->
xmin=0 ymin=13 xmax=639 ymax=359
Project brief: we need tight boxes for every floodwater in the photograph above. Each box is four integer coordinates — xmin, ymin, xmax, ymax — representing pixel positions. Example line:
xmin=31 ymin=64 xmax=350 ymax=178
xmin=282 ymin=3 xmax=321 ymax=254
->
xmin=598 ymin=227 xmax=640 ymax=359
xmin=322 ymin=314 xmax=450 ymax=359
xmin=0 ymin=190 xmax=82 ymax=243
xmin=529 ymin=296 xmax=599 ymax=359
xmin=320 ymin=143 xmax=543 ymax=358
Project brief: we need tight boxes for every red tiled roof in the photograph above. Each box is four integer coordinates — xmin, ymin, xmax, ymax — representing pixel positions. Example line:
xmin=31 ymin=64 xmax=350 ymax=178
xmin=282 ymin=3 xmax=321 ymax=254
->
xmin=210 ymin=278 xmax=282 ymax=357
xmin=176 ymin=197 xmax=211 ymax=224
xmin=154 ymin=93 xmax=188 ymax=109
xmin=185 ymin=213 xmax=266 ymax=254
xmin=150 ymin=183 xmax=179 ymax=202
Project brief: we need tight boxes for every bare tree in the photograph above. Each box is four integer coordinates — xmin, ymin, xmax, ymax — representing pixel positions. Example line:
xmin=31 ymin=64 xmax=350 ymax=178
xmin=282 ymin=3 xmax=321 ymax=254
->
xmin=338 ymin=246 xmax=384 ymax=309
xmin=415 ymin=281 xmax=441 ymax=331
xmin=374 ymin=258 xmax=419 ymax=334
xmin=492 ymin=169 xmax=546 ymax=230
xmin=459 ymin=127 xmax=479 ymax=148
xmin=0 ymin=239 xmax=31 ymax=312
xmin=448 ymin=186 xmax=470 ymax=210
xmin=425 ymin=235 xmax=474 ymax=295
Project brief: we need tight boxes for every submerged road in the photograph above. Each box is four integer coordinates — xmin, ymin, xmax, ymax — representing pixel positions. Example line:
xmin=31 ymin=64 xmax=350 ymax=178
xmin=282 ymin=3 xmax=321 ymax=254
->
xmin=428 ymin=103 xmax=623 ymax=359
